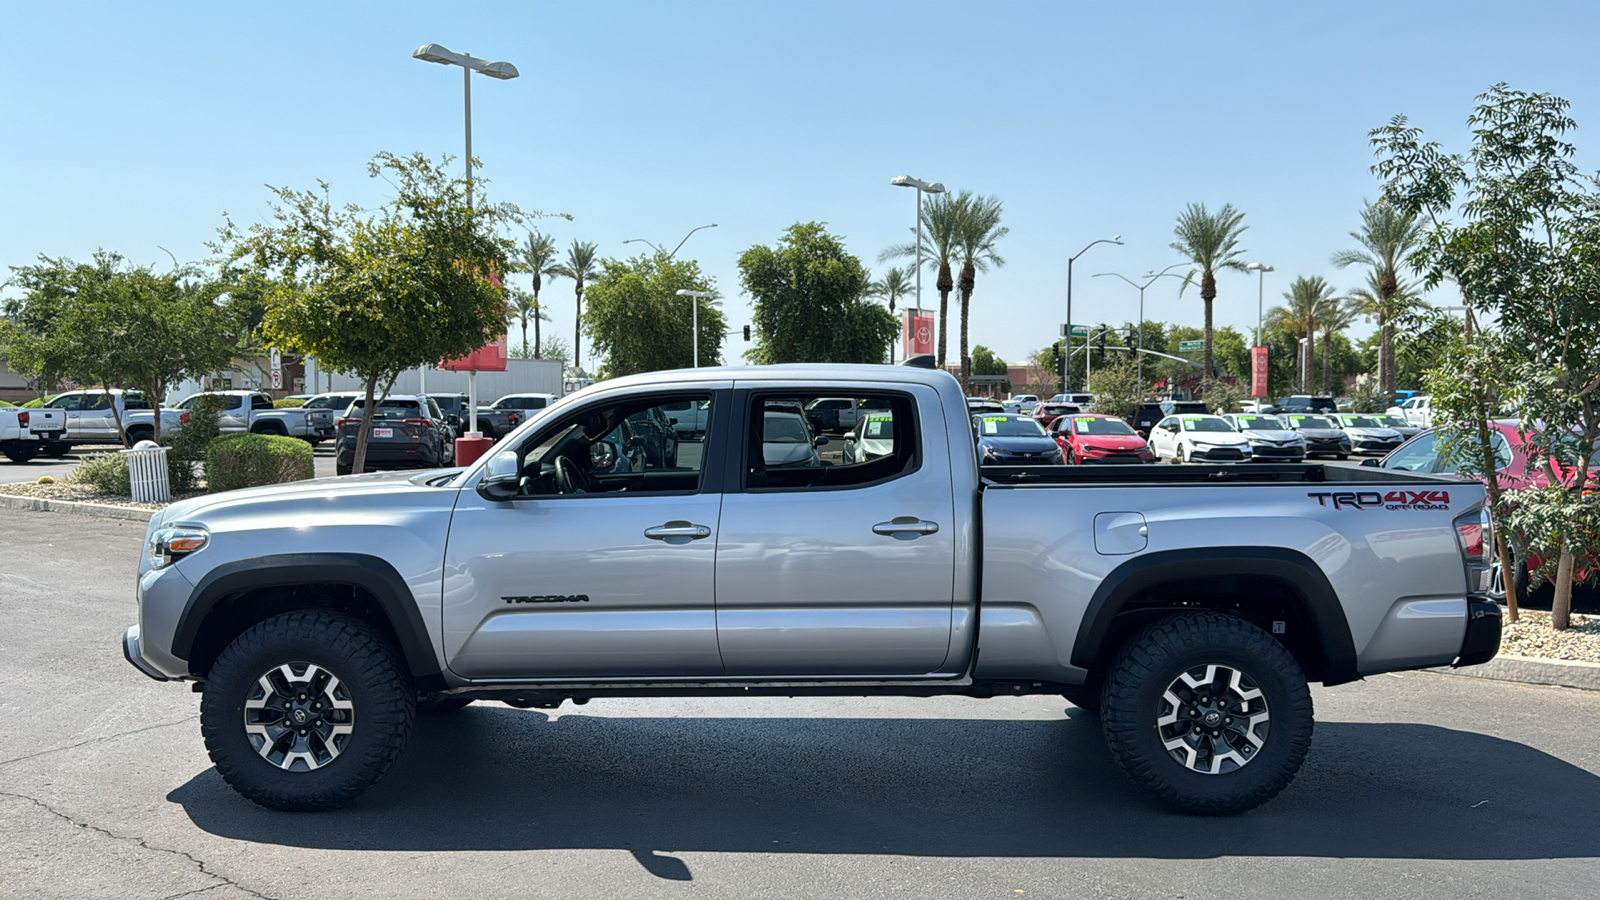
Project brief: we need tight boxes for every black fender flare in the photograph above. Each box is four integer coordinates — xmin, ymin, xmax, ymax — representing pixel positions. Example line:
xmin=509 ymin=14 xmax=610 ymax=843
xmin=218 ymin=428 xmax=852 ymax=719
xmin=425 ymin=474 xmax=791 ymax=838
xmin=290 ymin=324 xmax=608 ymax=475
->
xmin=1069 ymin=547 xmax=1360 ymax=685
xmin=171 ymin=553 xmax=444 ymax=690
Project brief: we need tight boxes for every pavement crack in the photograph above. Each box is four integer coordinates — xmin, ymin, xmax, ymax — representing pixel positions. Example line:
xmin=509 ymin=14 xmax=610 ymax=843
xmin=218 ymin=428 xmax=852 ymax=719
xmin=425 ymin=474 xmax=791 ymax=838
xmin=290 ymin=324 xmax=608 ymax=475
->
xmin=0 ymin=715 xmax=198 ymax=767
xmin=0 ymin=790 xmax=278 ymax=900
xmin=159 ymin=886 xmax=226 ymax=900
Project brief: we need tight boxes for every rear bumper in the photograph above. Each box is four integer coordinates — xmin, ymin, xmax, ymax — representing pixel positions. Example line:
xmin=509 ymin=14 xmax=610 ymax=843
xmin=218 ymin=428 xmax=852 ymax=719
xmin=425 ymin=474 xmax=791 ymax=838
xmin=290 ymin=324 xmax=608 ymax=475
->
xmin=1454 ymin=598 xmax=1502 ymax=668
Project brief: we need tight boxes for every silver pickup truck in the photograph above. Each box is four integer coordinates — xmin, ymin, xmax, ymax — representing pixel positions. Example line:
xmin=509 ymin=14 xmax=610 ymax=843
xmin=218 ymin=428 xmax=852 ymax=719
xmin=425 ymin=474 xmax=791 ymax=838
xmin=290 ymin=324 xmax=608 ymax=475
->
xmin=125 ymin=391 xmax=335 ymax=443
xmin=122 ymin=363 xmax=1500 ymax=815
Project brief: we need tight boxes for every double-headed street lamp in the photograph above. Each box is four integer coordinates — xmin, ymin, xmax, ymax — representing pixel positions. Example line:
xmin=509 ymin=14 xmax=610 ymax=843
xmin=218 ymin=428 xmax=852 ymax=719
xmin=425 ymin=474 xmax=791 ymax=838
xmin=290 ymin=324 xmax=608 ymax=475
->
xmin=625 ymin=223 xmax=719 ymax=260
xmin=1093 ymin=262 xmax=1187 ymax=385
xmin=412 ymin=43 xmax=518 ymax=442
xmin=675 ymin=290 xmax=715 ymax=367
xmin=1065 ymin=236 xmax=1123 ymax=390
xmin=1245 ymin=262 xmax=1274 ymax=347
xmin=890 ymin=175 xmax=945 ymax=364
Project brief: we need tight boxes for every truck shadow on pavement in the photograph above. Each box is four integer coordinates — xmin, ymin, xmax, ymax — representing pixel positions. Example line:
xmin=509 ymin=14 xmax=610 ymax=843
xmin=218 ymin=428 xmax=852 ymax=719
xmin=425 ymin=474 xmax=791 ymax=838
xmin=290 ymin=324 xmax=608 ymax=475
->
xmin=169 ymin=707 xmax=1600 ymax=873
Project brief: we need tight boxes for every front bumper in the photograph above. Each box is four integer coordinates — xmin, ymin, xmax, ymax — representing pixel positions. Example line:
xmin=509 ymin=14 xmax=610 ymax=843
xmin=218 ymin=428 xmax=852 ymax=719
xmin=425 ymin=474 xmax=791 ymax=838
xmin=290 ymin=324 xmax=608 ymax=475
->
xmin=1352 ymin=438 xmax=1403 ymax=455
xmin=1453 ymin=598 xmax=1502 ymax=668
xmin=1081 ymin=453 xmax=1154 ymax=464
xmin=122 ymin=625 xmax=170 ymax=682
xmin=1188 ymin=445 xmax=1250 ymax=462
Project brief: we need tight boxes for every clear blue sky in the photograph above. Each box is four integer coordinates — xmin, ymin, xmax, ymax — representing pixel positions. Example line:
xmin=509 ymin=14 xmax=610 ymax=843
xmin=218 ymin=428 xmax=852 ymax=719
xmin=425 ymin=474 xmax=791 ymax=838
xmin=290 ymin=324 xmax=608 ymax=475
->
xmin=3 ymin=0 xmax=1597 ymax=366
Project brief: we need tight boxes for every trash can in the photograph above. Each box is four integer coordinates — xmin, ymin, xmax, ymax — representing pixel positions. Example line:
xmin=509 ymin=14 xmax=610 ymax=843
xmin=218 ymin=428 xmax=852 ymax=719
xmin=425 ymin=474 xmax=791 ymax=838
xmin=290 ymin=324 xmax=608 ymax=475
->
xmin=120 ymin=441 xmax=171 ymax=503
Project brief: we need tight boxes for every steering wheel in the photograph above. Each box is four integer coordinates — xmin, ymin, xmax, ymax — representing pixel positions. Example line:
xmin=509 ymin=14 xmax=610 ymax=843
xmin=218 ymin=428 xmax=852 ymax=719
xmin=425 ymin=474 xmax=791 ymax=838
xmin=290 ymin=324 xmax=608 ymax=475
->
xmin=553 ymin=455 xmax=589 ymax=494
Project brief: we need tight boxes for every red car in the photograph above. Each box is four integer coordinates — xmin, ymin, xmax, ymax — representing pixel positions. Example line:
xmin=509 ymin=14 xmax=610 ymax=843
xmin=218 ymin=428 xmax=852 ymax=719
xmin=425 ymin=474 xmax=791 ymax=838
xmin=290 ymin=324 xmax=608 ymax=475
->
xmin=1047 ymin=413 xmax=1155 ymax=464
xmin=1031 ymin=402 xmax=1079 ymax=426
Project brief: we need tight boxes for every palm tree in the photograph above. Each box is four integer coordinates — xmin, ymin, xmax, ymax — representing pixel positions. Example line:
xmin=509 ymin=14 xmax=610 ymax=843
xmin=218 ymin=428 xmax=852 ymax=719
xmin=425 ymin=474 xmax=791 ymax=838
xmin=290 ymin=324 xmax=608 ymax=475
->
xmin=505 ymin=289 xmax=548 ymax=358
xmin=1331 ymin=200 xmax=1425 ymax=397
xmin=867 ymin=266 xmax=916 ymax=315
xmin=1346 ymin=270 xmax=1422 ymax=391
xmin=1171 ymin=202 xmax=1250 ymax=379
xmin=1266 ymin=276 xmax=1337 ymax=392
xmin=954 ymin=194 xmax=1007 ymax=394
xmin=548 ymin=240 xmax=599 ymax=374
xmin=516 ymin=230 xmax=558 ymax=359
xmin=1318 ymin=298 xmax=1358 ymax=395
xmin=879 ymin=192 xmax=966 ymax=368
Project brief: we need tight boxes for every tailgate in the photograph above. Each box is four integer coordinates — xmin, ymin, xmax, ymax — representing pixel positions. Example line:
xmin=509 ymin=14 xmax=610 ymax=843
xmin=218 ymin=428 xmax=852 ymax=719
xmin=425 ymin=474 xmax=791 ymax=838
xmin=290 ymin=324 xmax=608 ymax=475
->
xmin=21 ymin=409 xmax=64 ymax=433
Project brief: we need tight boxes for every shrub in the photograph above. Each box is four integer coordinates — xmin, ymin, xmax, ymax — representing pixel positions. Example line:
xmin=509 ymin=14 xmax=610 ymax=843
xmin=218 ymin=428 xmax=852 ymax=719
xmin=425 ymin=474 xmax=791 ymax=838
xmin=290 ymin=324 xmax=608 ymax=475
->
xmin=22 ymin=397 xmax=44 ymax=408
xmin=205 ymin=433 xmax=314 ymax=493
xmin=71 ymin=452 xmax=131 ymax=495
xmin=165 ymin=395 xmax=225 ymax=493
xmin=0 ymin=400 xmax=13 ymax=407
xmin=36 ymin=475 xmax=54 ymax=484
xmin=272 ymin=398 xmax=304 ymax=409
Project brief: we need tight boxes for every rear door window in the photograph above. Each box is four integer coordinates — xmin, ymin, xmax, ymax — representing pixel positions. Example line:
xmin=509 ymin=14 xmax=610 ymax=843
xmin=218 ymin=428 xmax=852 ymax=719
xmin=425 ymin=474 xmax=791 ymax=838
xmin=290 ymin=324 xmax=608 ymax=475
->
xmin=746 ymin=392 xmax=917 ymax=490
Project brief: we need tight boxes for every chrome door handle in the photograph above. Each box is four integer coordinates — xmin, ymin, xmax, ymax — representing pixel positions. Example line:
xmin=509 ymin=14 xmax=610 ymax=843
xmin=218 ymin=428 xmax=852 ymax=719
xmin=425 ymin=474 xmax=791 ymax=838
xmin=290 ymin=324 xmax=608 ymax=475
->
xmin=873 ymin=517 xmax=940 ymax=536
xmin=644 ymin=521 xmax=712 ymax=540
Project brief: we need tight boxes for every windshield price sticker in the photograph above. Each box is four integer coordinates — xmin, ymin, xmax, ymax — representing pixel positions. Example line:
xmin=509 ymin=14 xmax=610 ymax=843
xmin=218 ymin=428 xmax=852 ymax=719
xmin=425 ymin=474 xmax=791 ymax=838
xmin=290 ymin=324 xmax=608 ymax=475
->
xmin=1074 ymin=418 xmax=1094 ymax=433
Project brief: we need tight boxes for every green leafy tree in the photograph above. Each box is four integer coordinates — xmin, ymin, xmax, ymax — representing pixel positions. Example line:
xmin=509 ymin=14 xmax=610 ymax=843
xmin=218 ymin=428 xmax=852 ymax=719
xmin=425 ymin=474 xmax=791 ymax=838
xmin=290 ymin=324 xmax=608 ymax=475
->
xmin=548 ymin=240 xmax=600 ymax=375
xmin=879 ymin=193 xmax=964 ymax=368
xmin=1198 ymin=377 xmax=1248 ymax=414
xmin=741 ymin=222 xmax=897 ymax=365
xmin=219 ymin=151 xmax=520 ymax=474
xmin=1331 ymin=200 xmax=1426 ymax=397
xmin=515 ymin=230 xmax=559 ymax=358
xmin=969 ymin=344 xmax=1008 ymax=376
xmin=953 ymin=193 xmax=1008 ymax=393
xmin=583 ymin=254 xmax=727 ymax=378
xmin=1171 ymin=202 xmax=1249 ymax=378
xmin=1087 ymin=356 xmax=1143 ymax=422
xmin=1372 ymin=83 xmax=1600 ymax=628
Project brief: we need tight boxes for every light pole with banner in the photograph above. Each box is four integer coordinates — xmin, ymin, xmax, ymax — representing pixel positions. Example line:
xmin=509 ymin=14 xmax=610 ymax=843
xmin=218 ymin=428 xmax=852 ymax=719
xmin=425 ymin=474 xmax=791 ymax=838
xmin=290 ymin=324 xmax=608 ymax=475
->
xmin=413 ymin=43 xmax=517 ymax=457
xmin=1245 ymin=262 xmax=1274 ymax=399
xmin=891 ymin=176 xmax=945 ymax=364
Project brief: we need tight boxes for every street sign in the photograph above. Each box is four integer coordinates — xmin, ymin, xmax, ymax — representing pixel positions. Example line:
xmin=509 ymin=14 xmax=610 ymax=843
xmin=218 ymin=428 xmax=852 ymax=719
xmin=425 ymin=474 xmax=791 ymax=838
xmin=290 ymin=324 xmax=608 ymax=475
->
xmin=268 ymin=347 xmax=282 ymax=372
xmin=1178 ymin=340 xmax=1205 ymax=352
xmin=1060 ymin=324 xmax=1090 ymax=338
xmin=269 ymin=369 xmax=282 ymax=390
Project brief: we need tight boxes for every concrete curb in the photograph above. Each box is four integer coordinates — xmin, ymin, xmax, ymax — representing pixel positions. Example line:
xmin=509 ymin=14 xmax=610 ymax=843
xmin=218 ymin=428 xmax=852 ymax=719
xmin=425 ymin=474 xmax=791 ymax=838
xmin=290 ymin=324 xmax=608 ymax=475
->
xmin=1428 ymin=655 xmax=1600 ymax=692
xmin=0 ymin=493 xmax=157 ymax=523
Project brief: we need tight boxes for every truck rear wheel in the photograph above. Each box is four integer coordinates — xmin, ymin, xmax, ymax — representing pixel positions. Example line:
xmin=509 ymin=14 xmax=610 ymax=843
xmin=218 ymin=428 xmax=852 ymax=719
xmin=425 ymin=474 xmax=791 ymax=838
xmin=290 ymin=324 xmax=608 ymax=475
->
xmin=199 ymin=610 xmax=414 ymax=811
xmin=1100 ymin=611 xmax=1312 ymax=815
xmin=3 ymin=444 xmax=39 ymax=463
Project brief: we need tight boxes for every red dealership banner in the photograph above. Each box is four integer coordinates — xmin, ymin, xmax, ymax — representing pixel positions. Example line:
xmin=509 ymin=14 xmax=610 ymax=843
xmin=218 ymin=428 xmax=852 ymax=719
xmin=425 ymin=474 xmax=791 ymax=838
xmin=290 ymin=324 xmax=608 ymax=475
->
xmin=1251 ymin=346 xmax=1269 ymax=398
xmin=440 ymin=336 xmax=508 ymax=372
xmin=903 ymin=310 xmax=934 ymax=358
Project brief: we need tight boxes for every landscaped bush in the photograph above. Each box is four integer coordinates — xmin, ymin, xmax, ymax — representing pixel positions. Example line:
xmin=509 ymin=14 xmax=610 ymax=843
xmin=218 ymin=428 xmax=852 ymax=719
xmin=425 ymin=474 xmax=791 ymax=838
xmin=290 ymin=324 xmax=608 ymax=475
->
xmin=205 ymin=433 xmax=314 ymax=493
xmin=22 ymin=397 xmax=44 ymax=408
xmin=71 ymin=452 xmax=131 ymax=495
xmin=272 ymin=398 xmax=304 ymax=409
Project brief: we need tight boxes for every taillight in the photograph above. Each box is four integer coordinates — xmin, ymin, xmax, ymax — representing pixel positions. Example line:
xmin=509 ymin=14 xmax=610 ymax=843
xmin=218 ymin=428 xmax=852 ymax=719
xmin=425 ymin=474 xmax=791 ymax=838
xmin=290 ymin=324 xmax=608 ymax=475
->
xmin=403 ymin=419 xmax=429 ymax=426
xmin=180 ymin=412 xmax=191 ymax=425
xmin=1453 ymin=506 xmax=1494 ymax=594
xmin=304 ymin=413 xmax=314 ymax=424
xmin=337 ymin=417 xmax=358 ymax=427
xmin=508 ymin=413 xmax=520 ymax=426
xmin=1457 ymin=522 xmax=1483 ymax=557
xmin=17 ymin=411 xmax=27 ymax=427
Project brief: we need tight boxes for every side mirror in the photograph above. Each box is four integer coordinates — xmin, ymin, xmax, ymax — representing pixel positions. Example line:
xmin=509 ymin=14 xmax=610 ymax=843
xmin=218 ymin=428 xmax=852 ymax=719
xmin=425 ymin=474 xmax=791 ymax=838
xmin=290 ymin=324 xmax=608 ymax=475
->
xmin=1360 ymin=458 xmax=1380 ymax=468
xmin=476 ymin=453 xmax=520 ymax=501
xmin=591 ymin=440 xmax=621 ymax=470
xmin=814 ymin=435 xmax=830 ymax=447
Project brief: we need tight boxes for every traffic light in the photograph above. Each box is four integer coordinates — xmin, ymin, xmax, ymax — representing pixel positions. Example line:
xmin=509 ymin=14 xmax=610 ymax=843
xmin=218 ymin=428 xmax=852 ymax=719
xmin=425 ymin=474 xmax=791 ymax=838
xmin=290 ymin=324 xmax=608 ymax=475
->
xmin=1097 ymin=327 xmax=1107 ymax=354
xmin=742 ymin=325 xmax=751 ymax=341
xmin=1055 ymin=345 xmax=1067 ymax=378
xmin=1124 ymin=322 xmax=1135 ymax=344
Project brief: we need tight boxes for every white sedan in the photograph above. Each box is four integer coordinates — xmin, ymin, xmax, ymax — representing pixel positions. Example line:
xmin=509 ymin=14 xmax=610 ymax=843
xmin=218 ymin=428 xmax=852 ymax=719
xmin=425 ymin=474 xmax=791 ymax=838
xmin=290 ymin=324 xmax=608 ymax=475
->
xmin=1147 ymin=414 xmax=1253 ymax=463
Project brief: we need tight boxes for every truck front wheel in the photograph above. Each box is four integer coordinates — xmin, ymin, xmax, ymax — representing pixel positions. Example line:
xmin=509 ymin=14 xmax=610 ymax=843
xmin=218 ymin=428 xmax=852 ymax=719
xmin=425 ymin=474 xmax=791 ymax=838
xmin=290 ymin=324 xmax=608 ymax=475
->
xmin=199 ymin=610 xmax=415 ymax=811
xmin=1100 ymin=611 xmax=1312 ymax=815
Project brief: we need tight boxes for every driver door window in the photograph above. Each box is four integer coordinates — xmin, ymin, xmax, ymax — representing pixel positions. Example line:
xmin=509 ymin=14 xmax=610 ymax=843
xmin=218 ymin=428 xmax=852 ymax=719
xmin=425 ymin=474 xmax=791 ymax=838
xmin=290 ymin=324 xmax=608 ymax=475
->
xmin=514 ymin=393 xmax=711 ymax=497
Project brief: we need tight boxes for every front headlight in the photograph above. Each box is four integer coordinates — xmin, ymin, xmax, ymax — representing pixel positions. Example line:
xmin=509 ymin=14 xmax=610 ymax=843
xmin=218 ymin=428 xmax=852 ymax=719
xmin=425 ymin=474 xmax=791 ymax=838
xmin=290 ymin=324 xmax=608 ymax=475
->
xmin=149 ymin=526 xmax=208 ymax=569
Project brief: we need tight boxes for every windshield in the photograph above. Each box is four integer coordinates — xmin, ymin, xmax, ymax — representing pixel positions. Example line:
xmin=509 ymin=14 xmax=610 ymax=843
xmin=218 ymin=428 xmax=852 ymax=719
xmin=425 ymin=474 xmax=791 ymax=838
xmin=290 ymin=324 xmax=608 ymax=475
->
xmin=1181 ymin=417 xmax=1234 ymax=433
xmin=980 ymin=416 xmax=1047 ymax=437
xmin=862 ymin=418 xmax=894 ymax=439
xmin=1071 ymin=417 xmax=1135 ymax=436
xmin=1378 ymin=415 xmax=1410 ymax=428
xmin=1289 ymin=415 xmax=1337 ymax=429
xmin=350 ymin=399 xmax=422 ymax=419
xmin=763 ymin=415 xmax=810 ymax=443
xmin=1343 ymin=415 xmax=1386 ymax=428
xmin=1234 ymin=416 xmax=1282 ymax=430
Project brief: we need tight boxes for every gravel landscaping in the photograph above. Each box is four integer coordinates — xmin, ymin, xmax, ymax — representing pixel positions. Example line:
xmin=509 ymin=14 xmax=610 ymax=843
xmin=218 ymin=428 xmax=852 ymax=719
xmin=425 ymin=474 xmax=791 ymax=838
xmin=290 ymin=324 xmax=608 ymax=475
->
xmin=1502 ymin=609 xmax=1600 ymax=662
xmin=0 ymin=479 xmax=201 ymax=511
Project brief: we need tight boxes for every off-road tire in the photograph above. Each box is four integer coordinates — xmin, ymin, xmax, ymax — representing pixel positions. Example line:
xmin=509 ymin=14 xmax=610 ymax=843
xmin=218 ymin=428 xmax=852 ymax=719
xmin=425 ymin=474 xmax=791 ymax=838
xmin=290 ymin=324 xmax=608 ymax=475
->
xmin=1101 ymin=611 xmax=1313 ymax=815
xmin=200 ymin=610 xmax=414 ymax=811
xmin=43 ymin=441 xmax=71 ymax=458
xmin=417 ymin=694 xmax=474 ymax=716
xmin=3 ymin=445 xmax=39 ymax=463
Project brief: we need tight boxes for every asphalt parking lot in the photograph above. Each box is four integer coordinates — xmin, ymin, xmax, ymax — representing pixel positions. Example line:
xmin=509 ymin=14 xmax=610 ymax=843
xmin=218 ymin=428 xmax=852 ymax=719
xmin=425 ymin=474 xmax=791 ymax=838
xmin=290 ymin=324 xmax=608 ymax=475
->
xmin=2 ymin=510 xmax=1598 ymax=899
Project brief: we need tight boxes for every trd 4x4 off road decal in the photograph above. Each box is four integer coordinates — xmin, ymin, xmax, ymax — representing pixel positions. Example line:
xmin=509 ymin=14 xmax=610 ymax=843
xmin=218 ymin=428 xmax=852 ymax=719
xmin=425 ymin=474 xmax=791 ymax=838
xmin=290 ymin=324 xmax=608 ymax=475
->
xmin=1308 ymin=490 xmax=1450 ymax=511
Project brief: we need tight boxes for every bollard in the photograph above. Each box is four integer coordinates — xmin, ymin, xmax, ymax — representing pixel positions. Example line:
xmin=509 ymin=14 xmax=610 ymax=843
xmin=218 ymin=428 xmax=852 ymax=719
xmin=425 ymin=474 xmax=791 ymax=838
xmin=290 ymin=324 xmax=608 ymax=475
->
xmin=120 ymin=441 xmax=171 ymax=503
xmin=454 ymin=435 xmax=494 ymax=467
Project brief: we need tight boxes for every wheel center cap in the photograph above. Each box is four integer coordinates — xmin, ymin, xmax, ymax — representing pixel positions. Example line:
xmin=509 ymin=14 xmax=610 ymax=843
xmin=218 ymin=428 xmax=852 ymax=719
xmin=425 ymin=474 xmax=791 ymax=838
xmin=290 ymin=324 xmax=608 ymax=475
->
xmin=1204 ymin=711 xmax=1221 ymax=726
xmin=292 ymin=708 xmax=309 ymax=725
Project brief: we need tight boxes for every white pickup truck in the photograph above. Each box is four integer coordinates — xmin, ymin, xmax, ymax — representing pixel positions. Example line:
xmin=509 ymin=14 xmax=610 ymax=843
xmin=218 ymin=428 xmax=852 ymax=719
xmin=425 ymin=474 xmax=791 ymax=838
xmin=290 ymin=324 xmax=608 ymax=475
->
xmin=123 ymin=391 xmax=334 ymax=443
xmin=0 ymin=407 xmax=66 ymax=462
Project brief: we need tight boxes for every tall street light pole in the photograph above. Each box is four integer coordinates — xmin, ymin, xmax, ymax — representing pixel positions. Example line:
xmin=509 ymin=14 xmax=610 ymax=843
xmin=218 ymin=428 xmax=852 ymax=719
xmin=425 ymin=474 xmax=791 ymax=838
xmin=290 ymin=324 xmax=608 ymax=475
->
xmin=891 ymin=176 xmax=945 ymax=364
xmin=1065 ymin=236 xmax=1123 ymax=391
xmin=1094 ymin=262 xmax=1186 ymax=387
xmin=625 ymin=223 xmax=718 ymax=260
xmin=413 ymin=43 xmax=518 ymax=440
xmin=675 ymin=290 xmax=715 ymax=367
xmin=1245 ymin=262 xmax=1274 ymax=347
